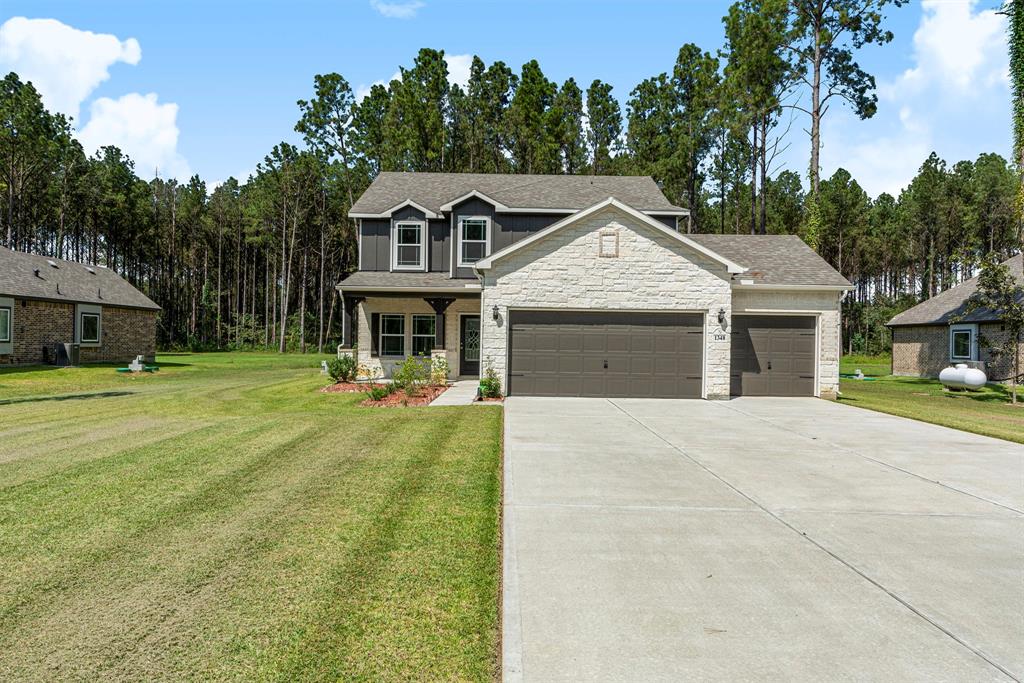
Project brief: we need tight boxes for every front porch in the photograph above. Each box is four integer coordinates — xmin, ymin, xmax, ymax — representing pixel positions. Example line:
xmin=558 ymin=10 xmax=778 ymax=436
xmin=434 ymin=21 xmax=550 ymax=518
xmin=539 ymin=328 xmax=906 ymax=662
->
xmin=338 ymin=292 xmax=482 ymax=381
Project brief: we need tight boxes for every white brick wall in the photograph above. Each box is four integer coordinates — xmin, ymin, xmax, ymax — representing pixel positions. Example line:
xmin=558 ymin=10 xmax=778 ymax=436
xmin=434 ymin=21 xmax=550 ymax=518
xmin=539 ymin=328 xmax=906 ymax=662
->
xmin=356 ymin=296 xmax=482 ymax=379
xmin=731 ymin=289 xmax=843 ymax=398
xmin=479 ymin=207 xmax=734 ymax=398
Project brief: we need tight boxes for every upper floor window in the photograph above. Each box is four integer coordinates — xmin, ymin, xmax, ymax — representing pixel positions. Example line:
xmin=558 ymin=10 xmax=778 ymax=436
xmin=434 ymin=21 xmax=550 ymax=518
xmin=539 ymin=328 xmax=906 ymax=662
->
xmin=458 ymin=216 xmax=490 ymax=266
xmin=0 ymin=306 xmax=10 ymax=343
xmin=392 ymin=220 xmax=425 ymax=271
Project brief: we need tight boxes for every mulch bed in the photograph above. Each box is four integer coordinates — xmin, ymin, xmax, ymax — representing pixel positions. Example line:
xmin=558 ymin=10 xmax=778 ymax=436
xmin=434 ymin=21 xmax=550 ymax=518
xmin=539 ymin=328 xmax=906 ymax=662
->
xmin=361 ymin=385 xmax=448 ymax=407
xmin=321 ymin=381 xmax=449 ymax=406
xmin=320 ymin=382 xmax=368 ymax=394
xmin=476 ymin=396 xmax=504 ymax=403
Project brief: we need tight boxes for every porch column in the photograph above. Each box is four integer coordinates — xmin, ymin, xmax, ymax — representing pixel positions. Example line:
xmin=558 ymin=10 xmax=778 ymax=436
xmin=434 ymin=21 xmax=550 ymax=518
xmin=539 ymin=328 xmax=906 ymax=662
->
xmin=424 ymin=297 xmax=455 ymax=349
xmin=340 ymin=295 xmax=365 ymax=349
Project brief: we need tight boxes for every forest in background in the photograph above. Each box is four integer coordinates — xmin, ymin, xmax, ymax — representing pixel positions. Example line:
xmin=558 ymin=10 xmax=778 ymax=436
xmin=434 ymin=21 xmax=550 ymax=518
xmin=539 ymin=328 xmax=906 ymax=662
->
xmin=1 ymin=0 xmax=1021 ymax=355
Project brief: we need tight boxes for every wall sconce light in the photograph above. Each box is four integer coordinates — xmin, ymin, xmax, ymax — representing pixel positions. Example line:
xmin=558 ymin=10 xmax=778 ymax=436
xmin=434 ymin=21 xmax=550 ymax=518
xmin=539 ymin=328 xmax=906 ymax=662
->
xmin=717 ymin=307 xmax=727 ymax=327
xmin=492 ymin=305 xmax=499 ymax=321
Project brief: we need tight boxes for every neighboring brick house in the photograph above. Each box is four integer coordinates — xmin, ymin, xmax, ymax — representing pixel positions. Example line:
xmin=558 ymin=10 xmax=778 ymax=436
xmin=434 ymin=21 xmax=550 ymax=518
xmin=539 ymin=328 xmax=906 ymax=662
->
xmin=337 ymin=172 xmax=851 ymax=399
xmin=888 ymin=254 xmax=1024 ymax=382
xmin=0 ymin=248 xmax=159 ymax=365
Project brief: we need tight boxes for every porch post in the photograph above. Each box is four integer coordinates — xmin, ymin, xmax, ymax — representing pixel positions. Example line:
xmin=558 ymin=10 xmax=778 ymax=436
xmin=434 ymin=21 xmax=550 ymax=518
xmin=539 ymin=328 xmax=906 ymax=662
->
xmin=341 ymin=295 xmax=365 ymax=349
xmin=424 ymin=297 xmax=456 ymax=349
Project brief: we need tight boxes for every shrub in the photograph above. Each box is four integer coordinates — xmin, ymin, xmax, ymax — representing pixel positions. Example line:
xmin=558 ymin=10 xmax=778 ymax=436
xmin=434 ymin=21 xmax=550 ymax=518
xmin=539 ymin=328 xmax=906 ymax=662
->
xmin=479 ymin=363 xmax=502 ymax=399
xmin=392 ymin=356 xmax=431 ymax=396
xmin=364 ymin=384 xmax=392 ymax=402
xmin=430 ymin=355 xmax=449 ymax=386
xmin=328 ymin=354 xmax=357 ymax=383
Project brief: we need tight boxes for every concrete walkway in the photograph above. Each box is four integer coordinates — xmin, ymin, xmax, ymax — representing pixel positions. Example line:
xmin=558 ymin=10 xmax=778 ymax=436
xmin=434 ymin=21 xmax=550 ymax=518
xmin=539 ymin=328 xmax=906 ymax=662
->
xmin=503 ymin=396 xmax=1024 ymax=682
xmin=428 ymin=379 xmax=479 ymax=406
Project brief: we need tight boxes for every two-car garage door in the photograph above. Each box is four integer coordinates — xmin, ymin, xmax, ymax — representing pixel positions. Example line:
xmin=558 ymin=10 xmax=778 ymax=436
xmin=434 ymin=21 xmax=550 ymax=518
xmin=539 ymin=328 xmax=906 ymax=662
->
xmin=506 ymin=310 xmax=817 ymax=398
xmin=508 ymin=311 xmax=703 ymax=398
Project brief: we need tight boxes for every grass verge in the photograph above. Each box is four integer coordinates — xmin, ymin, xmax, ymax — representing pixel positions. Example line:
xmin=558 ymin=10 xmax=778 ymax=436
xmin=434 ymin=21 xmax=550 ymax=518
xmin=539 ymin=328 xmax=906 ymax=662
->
xmin=0 ymin=352 xmax=502 ymax=681
xmin=839 ymin=352 xmax=1023 ymax=444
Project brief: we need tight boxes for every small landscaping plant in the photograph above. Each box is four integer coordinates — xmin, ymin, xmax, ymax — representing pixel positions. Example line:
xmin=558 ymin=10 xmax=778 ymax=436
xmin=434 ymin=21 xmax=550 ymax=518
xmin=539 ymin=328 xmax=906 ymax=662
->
xmin=479 ymin=363 xmax=502 ymax=399
xmin=328 ymin=354 xmax=358 ymax=383
xmin=392 ymin=356 xmax=431 ymax=397
xmin=364 ymin=383 xmax=393 ymax=402
xmin=430 ymin=355 xmax=449 ymax=386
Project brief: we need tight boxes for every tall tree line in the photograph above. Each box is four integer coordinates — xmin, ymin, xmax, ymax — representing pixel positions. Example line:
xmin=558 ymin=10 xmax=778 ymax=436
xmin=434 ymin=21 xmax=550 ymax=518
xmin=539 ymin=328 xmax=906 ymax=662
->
xmin=1 ymin=0 xmax=1019 ymax=353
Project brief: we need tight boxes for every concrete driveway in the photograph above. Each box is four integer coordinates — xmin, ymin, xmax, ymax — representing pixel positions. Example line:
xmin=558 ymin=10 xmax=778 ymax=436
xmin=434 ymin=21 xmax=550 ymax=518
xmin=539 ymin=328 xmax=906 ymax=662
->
xmin=502 ymin=397 xmax=1024 ymax=682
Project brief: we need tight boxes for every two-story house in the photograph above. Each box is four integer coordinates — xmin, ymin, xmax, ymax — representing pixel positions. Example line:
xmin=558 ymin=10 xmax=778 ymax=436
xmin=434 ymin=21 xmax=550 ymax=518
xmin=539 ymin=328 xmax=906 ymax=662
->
xmin=337 ymin=172 xmax=851 ymax=399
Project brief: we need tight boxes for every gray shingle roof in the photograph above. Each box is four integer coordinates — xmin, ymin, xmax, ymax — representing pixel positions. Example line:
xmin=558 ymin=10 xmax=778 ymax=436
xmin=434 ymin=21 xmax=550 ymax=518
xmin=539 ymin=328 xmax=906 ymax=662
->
xmin=349 ymin=172 xmax=686 ymax=216
xmin=689 ymin=234 xmax=851 ymax=287
xmin=0 ymin=248 xmax=161 ymax=310
xmin=887 ymin=254 xmax=1023 ymax=326
xmin=338 ymin=271 xmax=481 ymax=292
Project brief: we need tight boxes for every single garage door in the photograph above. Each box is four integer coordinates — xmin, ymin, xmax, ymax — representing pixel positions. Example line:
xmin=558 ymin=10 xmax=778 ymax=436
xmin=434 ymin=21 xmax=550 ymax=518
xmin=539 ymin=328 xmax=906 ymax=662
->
xmin=508 ymin=310 xmax=703 ymax=398
xmin=730 ymin=315 xmax=816 ymax=396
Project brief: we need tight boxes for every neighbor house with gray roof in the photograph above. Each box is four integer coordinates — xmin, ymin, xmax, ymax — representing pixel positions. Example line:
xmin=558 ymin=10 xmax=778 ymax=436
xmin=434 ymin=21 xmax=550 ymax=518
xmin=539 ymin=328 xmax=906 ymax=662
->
xmin=337 ymin=172 xmax=852 ymax=399
xmin=887 ymin=254 xmax=1023 ymax=381
xmin=0 ymin=248 xmax=160 ymax=365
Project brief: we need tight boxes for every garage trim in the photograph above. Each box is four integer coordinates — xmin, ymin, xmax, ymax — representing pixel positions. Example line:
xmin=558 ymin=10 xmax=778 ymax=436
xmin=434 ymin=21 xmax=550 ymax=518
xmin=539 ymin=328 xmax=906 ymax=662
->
xmin=504 ymin=307 xmax=710 ymax=399
xmin=730 ymin=312 xmax=820 ymax=397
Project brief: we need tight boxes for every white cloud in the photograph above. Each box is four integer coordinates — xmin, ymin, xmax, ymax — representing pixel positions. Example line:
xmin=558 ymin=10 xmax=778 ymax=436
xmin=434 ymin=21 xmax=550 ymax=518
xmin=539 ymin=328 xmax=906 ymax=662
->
xmin=815 ymin=0 xmax=1010 ymax=197
xmin=445 ymin=54 xmax=473 ymax=90
xmin=891 ymin=0 xmax=1007 ymax=95
xmin=78 ymin=93 xmax=190 ymax=180
xmin=0 ymin=17 xmax=192 ymax=181
xmin=0 ymin=16 xmax=140 ymax=122
xmin=356 ymin=70 xmax=401 ymax=102
xmin=369 ymin=0 xmax=424 ymax=20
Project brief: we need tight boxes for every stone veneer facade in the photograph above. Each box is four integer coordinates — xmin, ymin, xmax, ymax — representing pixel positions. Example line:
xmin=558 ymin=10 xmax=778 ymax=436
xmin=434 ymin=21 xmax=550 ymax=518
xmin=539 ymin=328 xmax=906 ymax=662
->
xmin=478 ymin=206 xmax=735 ymax=399
xmin=355 ymin=296 xmax=481 ymax=379
xmin=893 ymin=323 xmax=1024 ymax=381
xmin=0 ymin=298 xmax=157 ymax=365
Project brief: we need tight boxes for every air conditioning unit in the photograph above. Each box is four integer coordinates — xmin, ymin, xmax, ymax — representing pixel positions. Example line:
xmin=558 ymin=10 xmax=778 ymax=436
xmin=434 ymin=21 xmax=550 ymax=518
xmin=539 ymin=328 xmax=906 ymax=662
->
xmin=43 ymin=343 xmax=80 ymax=367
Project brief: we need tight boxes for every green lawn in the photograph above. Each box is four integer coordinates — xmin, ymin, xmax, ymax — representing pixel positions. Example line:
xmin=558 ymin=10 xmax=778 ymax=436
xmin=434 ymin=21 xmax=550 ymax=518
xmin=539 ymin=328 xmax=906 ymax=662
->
xmin=0 ymin=353 xmax=502 ymax=681
xmin=839 ymin=353 xmax=1024 ymax=444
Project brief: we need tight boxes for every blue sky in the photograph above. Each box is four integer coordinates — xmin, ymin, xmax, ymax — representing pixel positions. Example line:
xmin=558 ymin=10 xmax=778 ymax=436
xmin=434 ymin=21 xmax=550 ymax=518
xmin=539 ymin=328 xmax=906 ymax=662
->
xmin=0 ymin=0 xmax=1012 ymax=197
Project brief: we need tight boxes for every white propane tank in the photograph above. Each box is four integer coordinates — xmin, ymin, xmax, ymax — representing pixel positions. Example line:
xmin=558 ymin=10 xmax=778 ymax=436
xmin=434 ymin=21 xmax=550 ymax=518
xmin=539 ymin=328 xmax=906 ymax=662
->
xmin=939 ymin=363 xmax=987 ymax=391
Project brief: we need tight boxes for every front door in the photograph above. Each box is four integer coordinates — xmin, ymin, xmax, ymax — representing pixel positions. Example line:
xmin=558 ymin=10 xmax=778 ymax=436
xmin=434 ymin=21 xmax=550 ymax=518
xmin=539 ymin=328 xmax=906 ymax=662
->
xmin=460 ymin=315 xmax=481 ymax=376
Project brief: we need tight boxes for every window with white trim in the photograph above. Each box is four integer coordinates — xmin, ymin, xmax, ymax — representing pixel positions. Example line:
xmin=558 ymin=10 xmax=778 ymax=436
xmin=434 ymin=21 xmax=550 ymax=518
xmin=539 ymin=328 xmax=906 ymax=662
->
xmin=458 ymin=217 xmax=489 ymax=266
xmin=0 ymin=307 xmax=10 ymax=343
xmin=950 ymin=324 xmax=976 ymax=361
xmin=379 ymin=314 xmax=405 ymax=356
xmin=393 ymin=221 xmax=425 ymax=270
xmin=412 ymin=315 xmax=435 ymax=356
xmin=80 ymin=312 xmax=100 ymax=344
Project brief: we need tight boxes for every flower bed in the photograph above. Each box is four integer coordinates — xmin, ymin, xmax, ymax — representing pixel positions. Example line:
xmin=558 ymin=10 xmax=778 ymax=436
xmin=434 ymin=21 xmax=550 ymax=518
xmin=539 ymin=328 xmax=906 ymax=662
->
xmin=361 ymin=385 xmax=448 ymax=407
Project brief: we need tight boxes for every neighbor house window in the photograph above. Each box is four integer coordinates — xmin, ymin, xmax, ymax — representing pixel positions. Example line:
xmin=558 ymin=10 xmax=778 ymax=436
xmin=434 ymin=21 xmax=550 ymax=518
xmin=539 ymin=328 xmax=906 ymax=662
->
xmin=380 ymin=314 xmax=405 ymax=356
xmin=0 ymin=307 xmax=10 ymax=343
xmin=412 ymin=315 xmax=435 ymax=356
xmin=80 ymin=312 xmax=100 ymax=344
xmin=393 ymin=221 xmax=425 ymax=270
xmin=950 ymin=324 xmax=976 ymax=361
xmin=458 ymin=217 xmax=489 ymax=266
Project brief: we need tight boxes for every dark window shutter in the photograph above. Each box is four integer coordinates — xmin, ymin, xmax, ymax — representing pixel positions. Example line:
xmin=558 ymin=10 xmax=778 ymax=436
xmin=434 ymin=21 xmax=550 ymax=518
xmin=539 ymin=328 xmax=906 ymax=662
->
xmin=370 ymin=313 xmax=380 ymax=357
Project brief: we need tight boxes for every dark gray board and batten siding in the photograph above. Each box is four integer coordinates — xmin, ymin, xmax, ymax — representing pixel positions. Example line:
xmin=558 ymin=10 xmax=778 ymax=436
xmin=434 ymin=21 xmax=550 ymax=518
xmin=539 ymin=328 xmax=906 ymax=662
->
xmin=359 ymin=199 xmax=678 ymax=276
xmin=359 ymin=205 xmax=450 ymax=274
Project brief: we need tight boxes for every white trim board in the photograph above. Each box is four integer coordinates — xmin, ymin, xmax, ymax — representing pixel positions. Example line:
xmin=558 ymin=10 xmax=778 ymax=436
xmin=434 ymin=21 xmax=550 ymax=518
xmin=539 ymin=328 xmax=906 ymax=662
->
xmin=351 ymin=199 xmax=442 ymax=220
xmin=473 ymin=197 xmax=746 ymax=274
